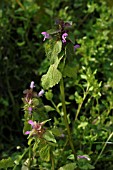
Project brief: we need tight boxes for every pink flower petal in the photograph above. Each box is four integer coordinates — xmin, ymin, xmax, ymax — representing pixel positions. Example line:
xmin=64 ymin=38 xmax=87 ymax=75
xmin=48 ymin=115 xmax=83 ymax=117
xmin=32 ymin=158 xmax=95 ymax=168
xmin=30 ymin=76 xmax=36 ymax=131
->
xmin=74 ymin=44 xmax=80 ymax=51
xmin=38 ymin=89 xmax=44 ymax=97
xmin=62 ymin=33 xmax=68 ymax=43
xmin=25 ymin=131 xmax=31 ymax=135
xmin=41 ymin=32 xmax=50 ymax=41
xmin=28 ymin=120 xmax=34 ymax=126
xmin=30 ymin=81 xmax=35 ymax=89
xmin=28 ymin=107 xmax=32 ymax=114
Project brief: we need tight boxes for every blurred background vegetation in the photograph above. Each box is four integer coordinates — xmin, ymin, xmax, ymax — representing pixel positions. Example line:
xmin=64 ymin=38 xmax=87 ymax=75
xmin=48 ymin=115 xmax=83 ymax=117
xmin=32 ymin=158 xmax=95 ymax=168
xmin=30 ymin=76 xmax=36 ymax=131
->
xmin=0 ymin=0 xmax=113 ymax=169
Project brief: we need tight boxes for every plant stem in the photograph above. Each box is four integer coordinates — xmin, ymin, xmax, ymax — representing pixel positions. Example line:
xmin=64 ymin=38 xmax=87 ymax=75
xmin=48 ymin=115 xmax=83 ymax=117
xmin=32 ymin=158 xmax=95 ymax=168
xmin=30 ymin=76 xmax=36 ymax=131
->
xmin=13 ymin=147 xmax=29 ymax=170
xmin=28 ymin=145 xmax=32 ymax=169
xmin=60 ymin=78 xmax=76 ymax=159
xmin=93 ymin=132 xmax=113 ymax=166
xmin=74 ymin=87 xmax=88 ymax=122
xmin=16 ymin=0 xmax=25 ymax=10
xmin=50 ymin=100 xmax=60 ymax=114
xmin=51 ymin=151 xmax=55 ymax=170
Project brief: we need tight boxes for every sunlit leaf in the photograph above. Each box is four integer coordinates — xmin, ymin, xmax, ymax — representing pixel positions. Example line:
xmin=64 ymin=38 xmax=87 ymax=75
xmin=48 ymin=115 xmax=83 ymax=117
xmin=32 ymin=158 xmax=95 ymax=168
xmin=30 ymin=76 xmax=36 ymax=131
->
xmin=0 ymin=157 xmax=14 ymax=169
xmin=58 ymin=163 xmax=77 ymax=170
xmin=39 ymin=144 xmax=51 ymax=162
xmin=41 ymin=64 xmax=62 ymax=89
xmin=45 ymin=40 xmax=62 ymax=64
xmin=43 ymin=130 xmax=56 ymax=143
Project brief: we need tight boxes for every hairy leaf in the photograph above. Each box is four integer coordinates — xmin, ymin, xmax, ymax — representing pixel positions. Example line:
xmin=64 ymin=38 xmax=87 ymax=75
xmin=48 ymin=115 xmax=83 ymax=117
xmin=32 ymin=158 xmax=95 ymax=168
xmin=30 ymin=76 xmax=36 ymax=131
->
xmin=39 ymin=144 xmax=51 ymax=162
xmin=63 ymin=61 xmax=79 ymax=78
xmin=43 ymin=130 xmax=56 ymax=143
xmin=41 ymin=64 xmax=62 ymax=89
xmin=58 ymin=163 xmax=77 ymax=170
xmin=65 ymin=43 xmax=75 ymax=62
xmin=0 ymin=157 xmax=14 ymax=169
xmin=45 ymin=40 xmax=62 ymax=64
xmin=45 ymin=89 xmax=53 ymax=101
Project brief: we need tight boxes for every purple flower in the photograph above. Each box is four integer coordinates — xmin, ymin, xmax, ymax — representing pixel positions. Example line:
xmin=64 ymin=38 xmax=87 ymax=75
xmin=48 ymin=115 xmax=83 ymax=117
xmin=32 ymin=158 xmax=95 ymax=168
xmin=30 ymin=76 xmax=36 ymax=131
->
xmin=77 ymin=155 xmax=90 ymax=161
xmin=28 ymin=107 xmax=32 ymax=114
xmin=25 ymin=120 xmax=45 ymax=137
xmin=62 ymin=33 xmax=68 ymax=43
xmin=24 ymin=120 xmax=34 ymax=135
xmin=28 ymin=120 xmax=35 ymax=127
xmin=74 ymin=44 xmax=80 ymax=51
xmin=38 ymin=89 xmax=44 ymax=97
xmin=41 ymin=32 xmax=50 ymax=41
xmin=30 ymin=81 xmax=35 ymax=89
xmin=25 ymin=131 xmax=31 ymax=135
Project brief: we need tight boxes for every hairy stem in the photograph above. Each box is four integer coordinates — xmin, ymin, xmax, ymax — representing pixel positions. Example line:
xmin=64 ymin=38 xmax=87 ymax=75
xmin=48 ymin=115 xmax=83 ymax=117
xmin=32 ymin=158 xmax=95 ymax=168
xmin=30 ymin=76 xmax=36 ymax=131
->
xmin=60 ymin=78 xmax=76 ymax=159
xmin=28 ymin=145 xmax=32 ymax=169
xmin=51 ymin=151 xmax=55 ymax=170
xmin=13 ymin=148 xmax=29 ymax=170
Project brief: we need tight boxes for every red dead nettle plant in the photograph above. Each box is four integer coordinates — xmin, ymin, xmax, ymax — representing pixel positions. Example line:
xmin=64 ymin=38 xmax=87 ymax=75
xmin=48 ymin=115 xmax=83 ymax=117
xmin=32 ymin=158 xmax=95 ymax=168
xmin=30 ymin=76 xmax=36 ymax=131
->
xmin=16 ymin=19 xmax=94 ymax=170
xmin=41 ymin=19 xmax=79 ymax=161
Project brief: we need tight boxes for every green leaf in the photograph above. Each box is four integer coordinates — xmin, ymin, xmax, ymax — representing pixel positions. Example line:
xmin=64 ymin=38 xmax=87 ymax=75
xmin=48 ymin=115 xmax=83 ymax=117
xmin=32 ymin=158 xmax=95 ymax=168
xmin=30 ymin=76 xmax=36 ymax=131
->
xmin=44 ymin=105 xmax=55 ymax=112
xmin=0 ymin=157 xmax=14 ymax=169
xmin=66 ymin=43 xmax=75 ymax=62
xmin=21 ymin=164 xmax=29 ymax=170
xmin=78 ymin=122 xmax=88 ymax=129
xmin=33 ymin=138 xmax=40 ymax=152
xmin=32 ymin=102 xmax=48 ymax=122
xmin=32 ymin=98 xmax=39 ymax=106
xmin=17 ymin=27 xmax=25 ymax=35
xmin=45 ymin=90 xmax=53 ymax=101
xmin=39 ymin=144 xmax=51 ymax=162
xmin=67 ymin=154 xmax=75 ymax=160
xmin=80 ymin=74 xmax=87 ymax=80
xmin=43 ymin=130 xmax=56 ymax=143
xmin=68 ymin=32 xmax=75 ymax=44
xmin=87 ymin=164 xmax=95 ymax=169
xmin=47 ymin=29 xmax=60 ymax=35
xmin=63 ymin=61 xmax=79 ymax=78
xmin=41 ymin=119 xmax=51 ymax=124
xmin=41 ymin=64 xmax=62 ymax=89
xmin=17 ymin=41 xmax=25 ymax=46
xmin=45 ymin=40 xmax=62 ymax=64
xmin=75 ymin=91 xmax=83 ymax=104
xmin=58 ymin=163 xmax=77 ymax=170
xmin=51 ymin=128 xmax=63 ymax=137
xmin=23 ymin=121 xmax=31 ymax=135
xmin=0 ymin=9 xmax=2 ymax=18
xmin=28 ymin=137 xmax=34 ymax=145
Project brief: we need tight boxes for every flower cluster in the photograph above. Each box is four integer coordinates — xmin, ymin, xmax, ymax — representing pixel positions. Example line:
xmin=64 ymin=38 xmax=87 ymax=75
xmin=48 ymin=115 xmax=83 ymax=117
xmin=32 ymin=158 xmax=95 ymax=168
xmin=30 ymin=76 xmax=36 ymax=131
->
xmin=23 ymin=81 xmax=46 ymax=138
xmin=23 ymin=81 xmax=44 ymax=114
xmin=41 ymin=19 xmax=80 ymax=50
xmin=25 ymin=120 xmax=45 ymax=138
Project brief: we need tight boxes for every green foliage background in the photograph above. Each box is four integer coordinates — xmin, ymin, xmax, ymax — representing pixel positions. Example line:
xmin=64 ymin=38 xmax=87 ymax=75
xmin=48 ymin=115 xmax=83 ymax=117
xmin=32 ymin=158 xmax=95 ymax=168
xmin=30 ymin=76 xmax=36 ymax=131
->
xmin=0 ymin=0 xmax=113 ymax=169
